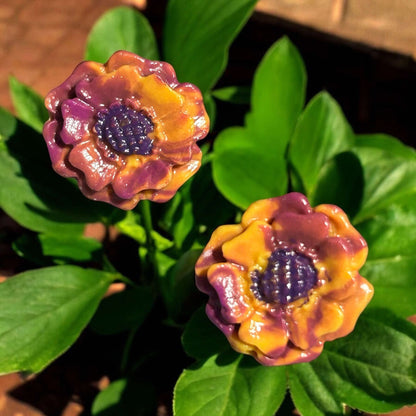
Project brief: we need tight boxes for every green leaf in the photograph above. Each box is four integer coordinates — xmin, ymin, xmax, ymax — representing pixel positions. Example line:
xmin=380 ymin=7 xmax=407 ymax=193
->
xmin=288 ymin=361 xmax=343 ymax=416
xmin=85 ymin=6 xmax=159 ymax=62
xmin=174 ymin=351 xmax=287 ymax=416
xmin=213 ymin=127 xmax=288 ymax=209
xmin=203 ymin=93 xmax=217 ymax=130
xmin=117 ymin=211 xmax=174 ymax=251
xmin=212 ymin=38 xmax=306 ymax=209
xmin=162 ymin=249 xmax=202 ymax=322
xmin=182 ymin=307 xmax=230 ymax=360
xmin=190 ymin=162 xmax=235 ymax=235
xmin=9 ymin=77 xmax=48 ymax=133
xmin=39 ymin=233 xmax=102 ymax=262
xmin=12 ymin=233 xmax=49 ymax=266
xmin=289 ymin=91 xmax=354 ymax=197
xmin=212 ymin=86 xmax=251 ymax=104
xmin=0 ymin=107 xmax=17 ymax=143
xmin=92 ymin=378 xmax=156 ymax=416
xmin=353 ymin=134 xmax=416 ymax=223
xmin=0 ymin=120 xmax=112 ymax=234
xmin=289 ymin=309 xmax=416 ymax=414
xmin=358 ymin=195 xmax=416 ymax=317
xmin=311 ymin=151 xmax=364 ymax=218
xmin=90 ymin=286 xmax=155 ymax=335
xmin=163 ymin=0 xmax=257 ymax=93
xmin=157 ymin=181 xmax=196 ymax=250
xmin=0 ymin=265 xmax=115 ymax=374
xmin=246 ymin=37 xmax=307 ymax=154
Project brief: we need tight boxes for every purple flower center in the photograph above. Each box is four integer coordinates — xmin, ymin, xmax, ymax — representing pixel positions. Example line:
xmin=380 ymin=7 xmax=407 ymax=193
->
xmin=251 ymin=249 xmax=317 ymax=305
xmin=95 ymin=103 xmax=154 ymax=155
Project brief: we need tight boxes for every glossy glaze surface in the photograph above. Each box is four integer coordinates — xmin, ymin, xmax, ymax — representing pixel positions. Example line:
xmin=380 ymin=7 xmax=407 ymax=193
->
xmin=43 ymin=51 xmax=209 ymax=209
xmin=195 ymin=192 xmax=374 ymax=366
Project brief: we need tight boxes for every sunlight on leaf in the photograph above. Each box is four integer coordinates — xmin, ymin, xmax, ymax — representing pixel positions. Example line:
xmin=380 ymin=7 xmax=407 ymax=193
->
xmin=174 ymin=351 xmax=286 ymax=416
xmin=0 ymin=266 xmax=115 ymax=374
xmin=85 ymin=6 xmax=159 ymax=62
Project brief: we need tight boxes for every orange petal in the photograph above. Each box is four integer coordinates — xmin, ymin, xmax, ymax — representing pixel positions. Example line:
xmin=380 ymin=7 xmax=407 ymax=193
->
xmin=238 ymin=309 xmax=288 ymax=357
xmin=315 ymin=204 xmax=368 ymax=269
xmin=149 ymin=145 xmax=202 ymax=203
xmin=316 ymin=236 xmax=368 ymax=295
xmin=222 ymin=220 xmax=273 ymax=270
xmin=268 ymin=343 xmax=324 ymax=366
xmin=112 ymin=157 xmax=172 ymax=200
xmin=195 ymin=224 xmax=244 ymax=280
xmin=323 ymin=275 xmax=373 ymax=341
xmin=134 ymin=73 xmax=184 ymax=120
xmin=105 ymin=50 xmax=147 ymax=73
xmin=241 ymin=198 xmax=280 ymax=227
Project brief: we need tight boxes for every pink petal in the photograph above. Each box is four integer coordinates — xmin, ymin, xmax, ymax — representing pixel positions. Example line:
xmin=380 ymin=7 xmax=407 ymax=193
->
xmin=60 ymin=98 xmax=95 ymax=145
xmin=68 ymin=141 xmax=118 ymax=191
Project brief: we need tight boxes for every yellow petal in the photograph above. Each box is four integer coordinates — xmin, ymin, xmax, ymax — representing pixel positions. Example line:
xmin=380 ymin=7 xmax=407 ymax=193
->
xmin=134 ymin=73 xmax=184 ymax=119
xmin=238 ymin=309 xmax=288 ymax=357
xmin=222 ymin=220 xmax=272 ymax=270
xmin=241 ymin=198 xmax=280 ymax=227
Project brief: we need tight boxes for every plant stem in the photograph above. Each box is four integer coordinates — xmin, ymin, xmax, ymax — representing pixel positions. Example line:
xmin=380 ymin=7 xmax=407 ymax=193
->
xmin=120 ymin=326 xmax=138 ymax=374
xmin=139 ymin=200 xmax=158 ymax=281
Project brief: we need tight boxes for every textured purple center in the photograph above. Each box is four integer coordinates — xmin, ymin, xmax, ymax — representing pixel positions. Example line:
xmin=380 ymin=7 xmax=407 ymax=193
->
xmin=251 ymin=249 xmax=317 ymax=305
xmin=95 ymin=103 xmax=154 ymax=155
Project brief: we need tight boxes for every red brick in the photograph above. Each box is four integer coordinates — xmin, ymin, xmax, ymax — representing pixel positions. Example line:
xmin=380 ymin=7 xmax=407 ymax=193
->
xmin=0 ymin=3 xmax=16 ymax=20
xmin=23 ymin=26 xmax=66 ymax=48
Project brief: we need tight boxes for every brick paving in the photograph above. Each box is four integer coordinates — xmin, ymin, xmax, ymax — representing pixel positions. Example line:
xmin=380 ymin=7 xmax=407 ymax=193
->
xmin=0 ymin=0 xmax=145 ymax=113
xmin=2 ymin=0 xmax=415 ymax=115
xmin=257 ymin=0 xmax=416 ymax=59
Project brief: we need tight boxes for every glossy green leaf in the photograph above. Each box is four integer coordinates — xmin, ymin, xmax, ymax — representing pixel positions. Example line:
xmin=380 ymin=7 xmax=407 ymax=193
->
xmin=168 ymin=186 xmax=196 ymax=250
xmin=163 ymin=0 xmax=257 ymax=93
xmin=0 ymin=121 xmax=112 ymax=234
xmin=311 ymin=151 xmax=364 ymax=218
xmin=203 ymin=93 xmax=217 ymax=130
xmin=190 ymin=162 xmax=235 ymax=236
xmin=212 ymin=86 xmax=251 ymax=104
xmin=0 ymin=107 xmax=17 ymax=143
xmin=9 ymin=77 xmax=48 ymax=133
xmin=212 ymin=38 xmax=306 ymax=208
xmin=161 ymin=249 xmax=202 ymax=322
xmin=358 ymin=195 xmax=416 ymax=317
xmin=213 ymin=127 xmax=288 ymax=208
xmin=92 ymin=378 xmax=156 ymax=416
xmin=39 ymin=234 xmax=102 ymax=262
xmin=0 ymin=265 xmax=115 ymax=374
xmin=90 ymin=286 xmax=155 ymax=335
xmin=353 ymin=134 xmax=416 ymax=223
xmin=289 ymin=92 xmax=354 ymax=197
xmin=288 ymin=361 xmax=343 ymax=416
xmin=182 ymin=307 xmax=230 ymax=360
xmin=174 ymin=351 xmax=287 ymax=416
xmin=289 ymin=309 xmax=416 ymax=414
xmin=85 ymin=6 xmax=159 ymax=62
xmin=246 ymin=37 xmax=307 ymax=154
xmin=12 ymin=233 xmax=49 ymax=266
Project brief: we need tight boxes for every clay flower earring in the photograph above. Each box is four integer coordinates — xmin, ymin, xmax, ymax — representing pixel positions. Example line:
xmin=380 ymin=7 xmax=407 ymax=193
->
xmin=43 ymin=51 xmax=209 ymax=210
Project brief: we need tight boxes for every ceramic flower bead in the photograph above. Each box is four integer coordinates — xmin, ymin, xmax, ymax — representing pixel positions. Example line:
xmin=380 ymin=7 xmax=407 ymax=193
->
xmin=43 ymin=51 xmax=209 ymax=210
xmin=195 ymin=193 xmax=373 ymax=366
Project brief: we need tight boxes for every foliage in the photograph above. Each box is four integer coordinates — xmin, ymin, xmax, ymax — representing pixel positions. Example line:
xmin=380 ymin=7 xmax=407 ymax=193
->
xmin=1 ymin=1 xmax=415 ymax=415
